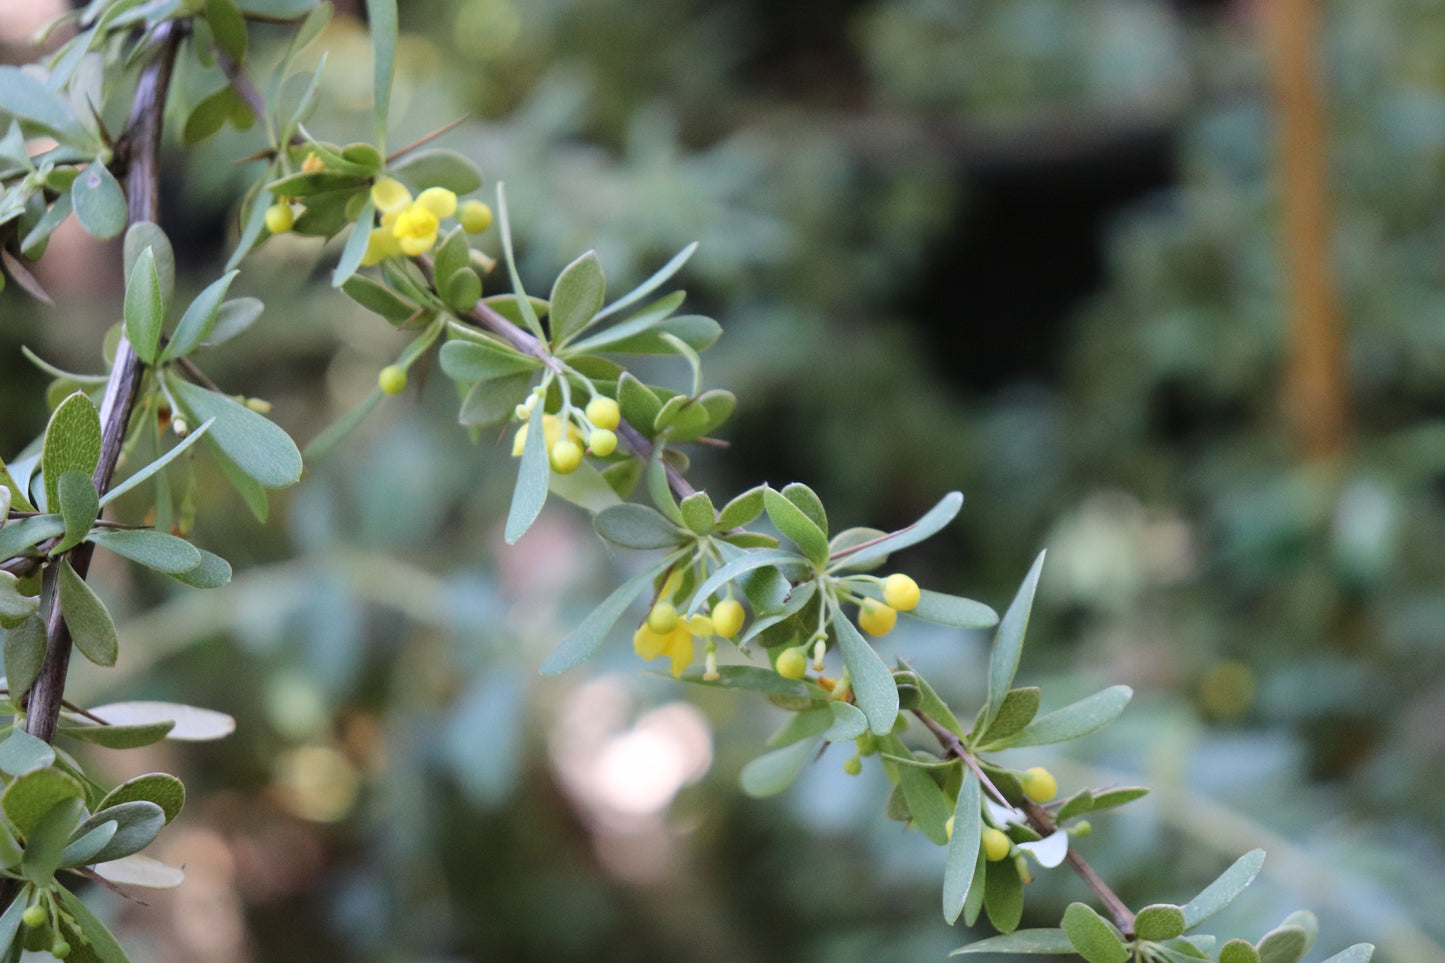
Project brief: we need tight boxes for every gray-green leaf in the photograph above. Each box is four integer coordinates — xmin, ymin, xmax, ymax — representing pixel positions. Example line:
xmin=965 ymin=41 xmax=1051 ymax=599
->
xmin=550 ymin=250 xmax=606 ymax=345
xmin=161 ymin=269 xmax=238 ymax=362
xmin=1181 ymin=849 xmax=1266 ymax=929
xmin=829 ymin=596 xmax=899 ymax=735
xmin=944 ymin=767 xmax=983 ymax=923
xmin=950 ymin=929 xmax=1075 ymax=955
xmin=999 ymin=685 xmax=1133 ymax=749
xmin=42 ymin=391 xmax=102 ymax=513
xmin=980 ymin=551 xmax=1046 ymax=734
xmin=538 ymin=555 xmax=676 ymax=675
xmin=71 ymin=160 xmax=126 ymax=239
xmin=87 ymin=529 xmax=203 ymax=574
xmin=504 ymin=400 xmax=550 ymax=544
xmin=739 ymin=736 xmax=820 ymax=798
xmin=594 ymin=503 xmax=686 ymax=550
xmin=54 ymin=469 xmax=99 ymax=554
xmin=1061 ymin=902 xmax=1129 ymax=963
xmin=168 ymin=377 xmax=303 ymax=489
xmin=59 ymin=556 xmax=118 ymax=665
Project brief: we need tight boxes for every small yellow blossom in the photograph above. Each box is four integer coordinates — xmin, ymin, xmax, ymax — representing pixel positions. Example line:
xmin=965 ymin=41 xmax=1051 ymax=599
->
xmin=370 ymin=177 xmax=412 ymax=214
xmin=360 ymin=226 xmax=402 ymax=266
xmin=393 ymin=205 xmax=440 ymax=256
xmin=415 ymin=186 xmax=458 ymax=219
xmin=301 ymin=151 xmax=326 ymax=173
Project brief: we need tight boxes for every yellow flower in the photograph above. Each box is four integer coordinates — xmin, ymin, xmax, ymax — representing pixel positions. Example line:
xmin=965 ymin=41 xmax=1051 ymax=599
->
xmin=370 ymin=177 xmax=412 ymax=214
xmin=392 ymin=204 xmax=440 ymax=256
xmin=415 ymin=186 xmax=458 ymax=219
xmin=360 ymin=226 xmax=402 ymax=266
xmin=633 ymin=623 xmax=695 ymax=677
xmin=301 ymin=151 xmax=326 ymax=173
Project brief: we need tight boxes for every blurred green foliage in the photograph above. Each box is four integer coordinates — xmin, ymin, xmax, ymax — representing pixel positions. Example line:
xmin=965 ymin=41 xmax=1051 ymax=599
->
xmin=3 ymin=0 xmax=1444 ymax=960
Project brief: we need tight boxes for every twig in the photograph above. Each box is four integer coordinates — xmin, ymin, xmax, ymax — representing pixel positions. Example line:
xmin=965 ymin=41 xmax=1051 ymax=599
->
xmin=912 ymin=709 xmax=1137 ymax=936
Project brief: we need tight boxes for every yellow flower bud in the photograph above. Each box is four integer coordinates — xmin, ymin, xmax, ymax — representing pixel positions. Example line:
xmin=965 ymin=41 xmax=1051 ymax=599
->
xmin=1021 ymin=766 xmax=1057 ymax=803
xmin=776 ymin=647 xmax=808 ymax=679
xmin=459 ymin=198 xmax=494 ymax=233
xmin=647 ymin=601 xmax=679 ymax=633
xmin=686 ymin=614 xmax=714 ymax=636
xmin=378 ymin=365 xmax=407 ymax=395
xmin=549 ymin=438 xmax=583 ymax=474
xmin=415 ymin=186 xmax=458 ymax=219
xmin=982 ymin=826 xmax=1012 ymax=861
xmin=587 ymin=428 xmax=617 ymax=457
xmin=264 ymin=203 xmax=295 ymax=234
xmin=511 ymin=424 xmax=528 ymax=457
xmin=710 ymin=598 xmax=744 ymax=638
xmin=857 ymin=597 xmax=897 ymax=636
xmin=633 ymin=624 xmax=669 ymax=660
xmin=585 ymin=395 xmax=621 ymax=430
xmin=301 ymin=151 xmax=325 ymax=173
xmin=882 ymin=573 xmax=921 ymax=611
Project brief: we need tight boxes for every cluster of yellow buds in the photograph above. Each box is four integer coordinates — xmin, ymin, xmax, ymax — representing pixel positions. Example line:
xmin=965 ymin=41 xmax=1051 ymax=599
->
xmin=360 ymin=177 xmax=494 ymax=266
xmin=632 ymin=570 xmax=745 ymax=678
xmin=856 ymin=572 xmax=920 ymax=637
xmin=509 ymin=393 xmax=622 ymax=475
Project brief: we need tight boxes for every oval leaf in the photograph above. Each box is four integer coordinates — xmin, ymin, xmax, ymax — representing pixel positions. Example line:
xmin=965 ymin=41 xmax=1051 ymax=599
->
xmin=1001 ymin=685 xmax=1133 ymax=749
xmin=951 ymin=929 xmax=1075 ymax=956
xmin=764 ymin=487 xmax=829 ymax=567
xmin=98 ymin=772 xmax=186 ymax=824
xmin=42 ymin=391 xmax=102 ymax=513
xmin=1134 ymin=904 xmax=1187 ymax=943
xmin=123 ymin=244 xmax=164 ymax=363
xmin=87 ymin=529 xmax=204 ymax=574
xmin=538 ymin=556 xmax=675 ymax=675
xmin=944 ymin=768 xmax=983 ymax=923
xmin=829 ymin=597 xmax=899 ymax=735
xmin=1181 ymin=849 xmax=1266 ymax=929
xmin=1061 ymin=902 xmax=1129 ymax=963
xmin=59 ymin=556 xmax=118 ymax=666
xmin=168 ymin=377 xmax=302 ymax=489
xmin=70 ymin=160 xmax=126 ymax=239
xmin=981 ymin=551 xmax=1046 ymax=734
xmin=739 ymin=736 xmax=820 ymax=798
xmin=594 ymin=503 xmax=686 ymax=550
xmin=550 ymin=250 xmax=606 ymax=345
xmin=1 ymin=767 xmax=84 ymax=839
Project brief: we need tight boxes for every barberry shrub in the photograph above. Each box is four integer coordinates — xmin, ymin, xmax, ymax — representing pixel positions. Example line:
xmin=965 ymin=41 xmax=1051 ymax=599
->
xmin=0 ymin=2 xmax=1378 ymax=961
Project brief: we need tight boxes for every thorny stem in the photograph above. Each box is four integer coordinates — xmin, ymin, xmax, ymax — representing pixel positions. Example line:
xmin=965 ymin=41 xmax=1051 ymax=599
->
xmin=22 ymin=21 xmax=183 ymax=748
xmin=912 ymin=709 xmax=1138 ymax=936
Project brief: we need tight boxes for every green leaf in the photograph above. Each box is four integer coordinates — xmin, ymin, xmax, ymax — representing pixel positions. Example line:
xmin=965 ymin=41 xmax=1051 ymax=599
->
xmin=160 ymin=270 xmax=238 ymax=362
xmin=592 ymin=243 xmax=696 ymax=324
xmin=58 ymin=719 xmax=174 ymax=749
xmin=60 ymin=819 xmax=117 ymax=868
xmin=168 ymin=377 xmax=303 ymax=489
xmin=1061 ymin=903 xmax=1129 ymax=963
xmin=895 ymin=754 xmax=952 ymax=844
xmin=976 ymin=686 xmax=1040 ymax=744
xmin=55 ymin=883 xmax=134 ymax=963
xmin=677 ymin=665 xmax=827 ymax=702
xmin=951 ymin=929 xmax=1075 ymax=955
xmin=433 ymin=224 xmax=470 ymax=285
xmin=0 ymin=65 xmax=88 ymax=143
xmin=617 ymin=373 xmax=662 ymax=438
xmin=87 ymin=701 xmax=235 ymax=740
xmin=0 ymin=897 xmax=26 ymax=959
xmin=70 ymin=160 xmax=126 ymax=239
xmin=167 ymin=547 xmax=233 ymax=589
xmin=575 ymin=314 xmax=722 ymax=355
xmin=0 ymin=729 xmax=55 ymax=777
xmin=504 ymin=401 xmax=549 ymax=544
xmin=766 ymin=706 xmax=832 ymax=748
xmin=86 ymin=529 xmax=203 ymax=575
xmin=538 ymin=555 xmax=676 ymax=675
xmin=646 ymin=456 xmax=684 ymax=525
xmin=100 ymin=417 xmax=212 ymax=507
xmin=679 ymin=491 xmax=716 ymax=536
xmin=97 ymin=772 xmax=185 ymax=823
xmin=204 ymin=0 xmax=247 ymax=60
xmin=1181 ymin=849 xmax=1266 ymax=929
xmin=390 ymin=148 xmax=483 ymax=194
xmin=21 ymin=192 xmax=71 ymax=257
xmin=944 ymin=768 xmax=983 ymax=922
xmin=739 ymin=736 xmax=820 ymax=798
xmin=830 ymin=491 xmax=964 ymax=571
xmin=495 ymin=184 xmax=544 ymax=340
xmin=0 ymin=515 xmax=63 ymax=560
xmin=42 ymin=391 xmax=102 ymax=513
xmin=564 ymin=291 xmax=683 ymax=353
xmin=998 ymin=685 xmax=1133 ymax=749
xmin=1220 ymin=940 xmax=1262 ymax=963
xmin=1134 ymin=904 xmax=1187 ymax=942
xmin=1090 ymin=786 xmax=1149 ymax=812
xmin=780 ymin=482 xmax=827 ymax=536
xmin=442 ymin=266 xmax=482 ymax=315
xmin=123 ymin=245 xmax=165 ymax=364
xmin=548 ymin=459 xmax=624 ymax=514
xmin=54 ymin=470 xmax=99 ymax=554
xmin=1 ymin=767 xmax=83 ymax=839
xmin=331 ymin=197 xmax=376 ymax=287
xmin=305 ymin=387 xmax=385 ymax=461
xmin=183 ymin=84 xmax=247 ymax=144
xmin=73 ymin=801 xmax=165 ymax=863
xmin=980 ymin=551 xmax=1046 ymax=735
xmin=823 ymin=702 xmax=868 ymax=741
xmin=342 ymin=274 xmax=417 ymax=324
xmin=549 ymin=250 xmax=605 ymax=345
xmin=0 ymin=571 xmax=38 ymax=630
xmin=59 ymin=556 xmax=118 ymax=666
xmin=365 ymin=0 xmax=397 ymax=152
xmin=594 ymin=503 xmax=685 ymax=550
xmin=205 ymin=296 xmax=264 ymax=346
xmin=985 ymin=855 xmax=1026 ymax=934
xmin=764 ymin=487 xmax=829 ymax=567
xmin=1318 ymin=946 xmax=1374 ymax=963
xmin=1256 ymin=925 xmax=1311 ymax=963
xmin=717 ymin=485 xmax=766 ymax=530
xmin=1055 ymin=789 xmax=1095 ymax=823
xmin=21 ymin=796 xmax=83 ymax=884
xmin=911 ymin=589 xmax=999 ymax=629
xmin=666 ymin=388 xmax=736 ymax=443
xmin=3 ymin=615 xmax=46 ymax=699
xmin=124 ymin=224 xmax=174 ymax=307
xmin=438 ymin=340 xmax=540 ymax=382
xmin=685 ymin=548 xmax=808 ymax=617
xmin=1164 ymin=937 xmax=1216 ymax=960
xmin=829 ymin=597 xmax=899 ymax=735
xmin=460 ymin=372 xmax=534 ymax=427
